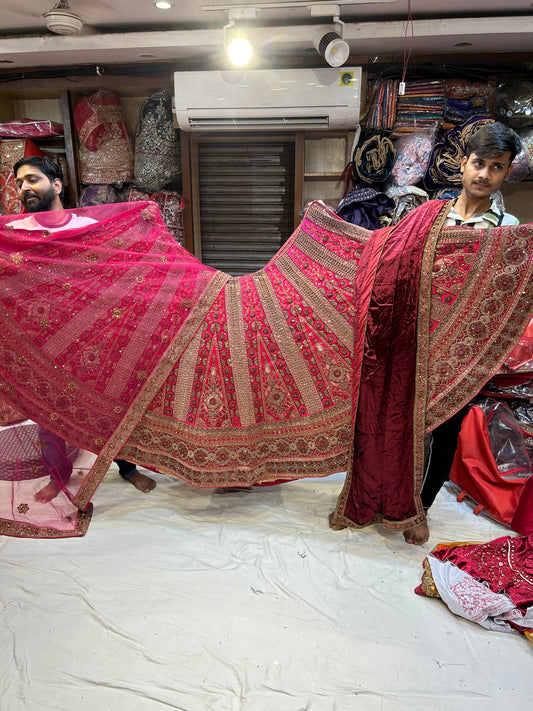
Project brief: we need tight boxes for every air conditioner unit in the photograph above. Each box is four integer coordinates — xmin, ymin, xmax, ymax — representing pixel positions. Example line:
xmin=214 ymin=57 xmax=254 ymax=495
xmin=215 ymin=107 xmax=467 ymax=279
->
xmin=173 ymin=67 xmax=362 ymax=132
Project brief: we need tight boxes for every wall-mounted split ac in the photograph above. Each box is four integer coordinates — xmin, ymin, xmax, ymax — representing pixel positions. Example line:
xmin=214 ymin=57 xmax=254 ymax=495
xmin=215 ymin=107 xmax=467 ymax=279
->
xmin=173 ymin=67 xmax=361 ymax=132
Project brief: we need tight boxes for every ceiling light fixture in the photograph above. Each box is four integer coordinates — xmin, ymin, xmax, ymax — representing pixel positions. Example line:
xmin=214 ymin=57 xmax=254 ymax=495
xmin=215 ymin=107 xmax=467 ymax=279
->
xmin=154 ymin=1 xmax=173 ymax=9
xmin=310 ymin=4 xmax=350 ymax=67
xmin=224 ymin=7 xmax=258 ymax=67
xmin=43 ymin=0 xmax=83 ymax=35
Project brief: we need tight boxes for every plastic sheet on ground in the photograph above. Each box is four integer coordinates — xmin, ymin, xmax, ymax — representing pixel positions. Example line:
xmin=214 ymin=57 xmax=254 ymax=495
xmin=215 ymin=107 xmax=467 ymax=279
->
xmin=1 ymin=469 xmax=532 ymax=711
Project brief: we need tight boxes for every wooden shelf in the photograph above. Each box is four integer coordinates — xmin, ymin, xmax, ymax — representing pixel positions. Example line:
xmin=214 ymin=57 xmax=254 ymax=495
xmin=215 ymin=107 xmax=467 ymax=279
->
xmin=304 ymin=172 xmax=343 ymax=181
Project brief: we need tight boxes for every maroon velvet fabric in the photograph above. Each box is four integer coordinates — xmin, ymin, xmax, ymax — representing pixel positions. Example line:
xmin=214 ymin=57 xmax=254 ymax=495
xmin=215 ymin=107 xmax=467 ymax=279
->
xmin=342 ymin=200 xmax=446 ymax=525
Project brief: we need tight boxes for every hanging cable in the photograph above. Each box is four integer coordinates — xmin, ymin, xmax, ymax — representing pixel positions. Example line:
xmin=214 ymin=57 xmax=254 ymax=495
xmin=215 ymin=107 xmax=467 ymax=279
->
xmin=399 ymin=0 xmax=414 ymax=95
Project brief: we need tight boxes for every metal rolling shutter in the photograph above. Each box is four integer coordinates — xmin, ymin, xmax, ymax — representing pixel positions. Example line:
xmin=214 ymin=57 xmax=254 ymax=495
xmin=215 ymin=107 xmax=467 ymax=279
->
xmin=198 ymin=140 xmax=295 ymax=276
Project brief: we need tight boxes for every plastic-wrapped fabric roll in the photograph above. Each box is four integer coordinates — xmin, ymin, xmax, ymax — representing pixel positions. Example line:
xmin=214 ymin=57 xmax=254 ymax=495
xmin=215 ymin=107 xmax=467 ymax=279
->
xmin=390 ymin=131 xmax=434 ymax=186
xmin=507 ymin=144 xmax=530 ymax=183
xmin=134 ymin=89 xmax=181 ymax=192
xmin=519 ymin=127 xmax=533 ymax=175
xmin=385 ymin=184 xmax=429 ymax=224
xmin=73 ymin=90 xmax=134 ymax=185
xmin=336 ymin=186 xmax=394 ymax=230
xmin=496 ymin=81 xmax=533 ymax=128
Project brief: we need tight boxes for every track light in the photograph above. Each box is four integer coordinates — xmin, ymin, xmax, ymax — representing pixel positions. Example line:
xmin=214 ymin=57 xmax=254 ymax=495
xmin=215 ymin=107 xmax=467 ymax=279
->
xmin=224 ymin=7 xmax=258 ymax=67
xmin=313 ymin=28 xmax=350 ymax=67
xmin=310 ymin=5 xmax=350 ymax=68
xmin=227 ymin=35 xmax=253 ymax=67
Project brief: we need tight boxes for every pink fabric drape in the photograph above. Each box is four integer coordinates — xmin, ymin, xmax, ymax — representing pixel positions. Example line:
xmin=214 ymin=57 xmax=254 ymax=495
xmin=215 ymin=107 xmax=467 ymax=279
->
xmin=0 ymin=201 xmax=368 ymax=537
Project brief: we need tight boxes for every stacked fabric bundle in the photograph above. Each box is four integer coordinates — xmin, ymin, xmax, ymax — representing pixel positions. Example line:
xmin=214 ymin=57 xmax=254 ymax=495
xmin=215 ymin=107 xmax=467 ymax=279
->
xmin=391 ymin=80 xmax=446 ymax=138
xmin=363 ymin=79 xmax=399 ymax=132
xmin=71 ymin=89 xmax=184 ymax=242
xmin=444 ymin=79 xmax=495 ymax=125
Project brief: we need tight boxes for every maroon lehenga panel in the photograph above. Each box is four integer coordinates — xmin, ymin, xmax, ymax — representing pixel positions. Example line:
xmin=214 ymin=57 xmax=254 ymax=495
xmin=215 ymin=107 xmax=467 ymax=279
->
xmin=332 ymin=202 xmax=533 ymax=532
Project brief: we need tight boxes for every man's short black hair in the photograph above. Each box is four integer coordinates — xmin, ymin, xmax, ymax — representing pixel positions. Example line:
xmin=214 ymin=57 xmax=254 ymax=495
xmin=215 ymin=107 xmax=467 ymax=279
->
xmin=13 ymin=155 xmax=66 ymax=203
xmin=466 ymin=122 xmax=522 ymax=163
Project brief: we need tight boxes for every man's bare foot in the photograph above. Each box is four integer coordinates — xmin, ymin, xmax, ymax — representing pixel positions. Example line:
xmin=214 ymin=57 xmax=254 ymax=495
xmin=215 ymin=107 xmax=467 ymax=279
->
xmin=127 ymin=471 xmax=156 ymax=493
xmin=215 ymin=486 xmax=253 ymax=494
xmin=403 ymin=521 xmax=430 ymax=545
xmin=34 ymin=479 xmax=62 ymax=503
xmin=328 ymin=511 xmax=348 ymax=530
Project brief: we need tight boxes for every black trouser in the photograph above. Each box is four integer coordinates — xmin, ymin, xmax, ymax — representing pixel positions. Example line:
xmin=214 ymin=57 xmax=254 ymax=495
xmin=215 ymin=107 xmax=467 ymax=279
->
xmin=115 ymin=459 xmax=137 ymax=480
xmin=420 ymin=405 xmax=470 ymax=509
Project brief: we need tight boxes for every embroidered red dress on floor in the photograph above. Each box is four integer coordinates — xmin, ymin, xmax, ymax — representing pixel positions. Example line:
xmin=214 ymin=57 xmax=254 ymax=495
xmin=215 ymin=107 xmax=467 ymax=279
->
xmin=415 ymin=535 xmax=533 ymax=644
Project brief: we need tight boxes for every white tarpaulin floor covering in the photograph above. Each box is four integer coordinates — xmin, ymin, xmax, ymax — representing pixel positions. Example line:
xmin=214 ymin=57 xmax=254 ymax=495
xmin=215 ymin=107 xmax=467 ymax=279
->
xmin=1 ymin=467 xmax=532 ymax=711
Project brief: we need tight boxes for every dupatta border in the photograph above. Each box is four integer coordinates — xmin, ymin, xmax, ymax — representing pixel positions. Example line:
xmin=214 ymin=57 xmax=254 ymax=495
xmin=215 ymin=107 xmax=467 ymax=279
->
xmin=0 ymin=504 xmax=92 ymax=538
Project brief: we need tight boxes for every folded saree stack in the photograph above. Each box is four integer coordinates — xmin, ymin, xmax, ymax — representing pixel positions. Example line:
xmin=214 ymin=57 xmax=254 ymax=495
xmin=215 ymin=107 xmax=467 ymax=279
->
xmin=363 ymin=79 xmax=399 ymax=131
xmin=391 ymin=80 xmax=446 ymax=138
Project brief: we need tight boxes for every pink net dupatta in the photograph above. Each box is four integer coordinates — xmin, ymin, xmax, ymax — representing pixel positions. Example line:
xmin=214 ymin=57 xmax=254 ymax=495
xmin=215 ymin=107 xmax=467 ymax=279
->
xmin=0 ymin=201 xmax=370 ymax=537
xmin=0 ymin=201 xmax=217 ymax=537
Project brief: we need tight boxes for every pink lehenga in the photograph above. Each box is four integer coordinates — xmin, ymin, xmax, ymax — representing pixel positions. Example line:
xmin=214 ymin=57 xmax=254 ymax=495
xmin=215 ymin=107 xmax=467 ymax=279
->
xmin=1 ymin=199 xmax=533 ymax=538
xmin=0 ymin=201 xmax=367 ymax=537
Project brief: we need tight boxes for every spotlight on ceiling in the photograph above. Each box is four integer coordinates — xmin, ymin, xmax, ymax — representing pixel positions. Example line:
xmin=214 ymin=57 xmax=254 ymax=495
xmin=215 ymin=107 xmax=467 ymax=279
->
xmin=310 ymin=4 xmax=350 ymax=68
xmin=313 ymin=28 xmax=350 ymax=67
xmin=224 ymin=7 xmax=258 ymax=67
xmin=44 ymin=0 xmax=83 ymax=35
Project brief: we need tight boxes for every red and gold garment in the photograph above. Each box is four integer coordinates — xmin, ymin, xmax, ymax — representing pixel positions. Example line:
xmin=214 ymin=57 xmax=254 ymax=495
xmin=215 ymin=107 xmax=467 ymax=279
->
xmin=415 ymin=536 xmax=533 ymax=645
xmin=0 ymin=200 xmax=532 ymax=538
xmin=0 ymin=201 xmax=367 ymax=537
xmin=331 ymin=200 xmax=533 ymax=532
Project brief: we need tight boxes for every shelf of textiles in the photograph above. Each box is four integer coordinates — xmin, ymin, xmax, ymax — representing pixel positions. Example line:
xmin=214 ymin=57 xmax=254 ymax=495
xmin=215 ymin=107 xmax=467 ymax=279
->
xmin=0 ymin=88 xmax=185 ymax=247
xmin=70 ymin=87 xmax=185 ymax=246
xmin=335 ymin=77 xmax=533 ymax=231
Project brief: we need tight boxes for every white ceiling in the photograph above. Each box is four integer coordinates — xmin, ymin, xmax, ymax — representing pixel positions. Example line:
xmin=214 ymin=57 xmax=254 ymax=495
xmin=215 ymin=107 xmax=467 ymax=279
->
xmin=0 ymin=1 xmax=531 ymax=70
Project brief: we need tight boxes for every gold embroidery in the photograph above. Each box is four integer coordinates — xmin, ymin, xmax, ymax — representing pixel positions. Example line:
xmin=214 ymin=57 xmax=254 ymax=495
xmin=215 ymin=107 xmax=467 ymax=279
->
xmin=225 ymin=278 xmax=255 ymax=427
xmin=420 ymin=559 xmax=440 ymax=598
